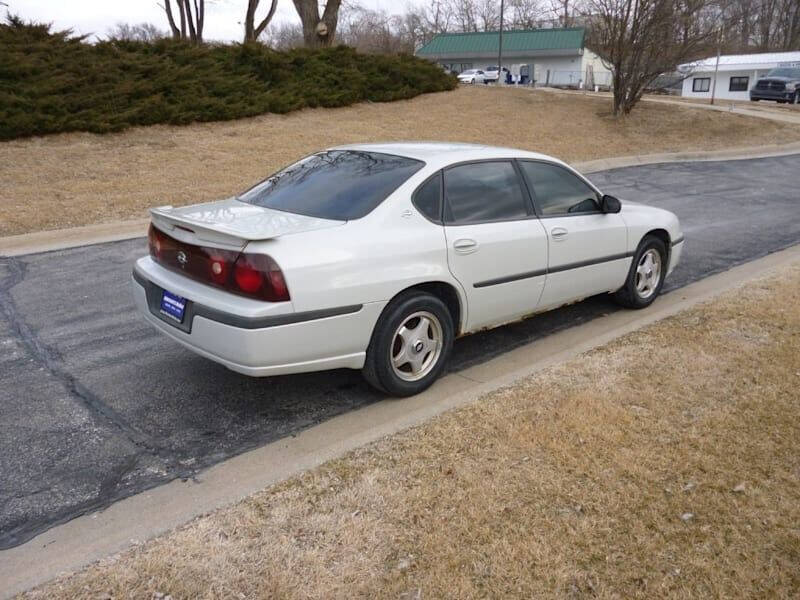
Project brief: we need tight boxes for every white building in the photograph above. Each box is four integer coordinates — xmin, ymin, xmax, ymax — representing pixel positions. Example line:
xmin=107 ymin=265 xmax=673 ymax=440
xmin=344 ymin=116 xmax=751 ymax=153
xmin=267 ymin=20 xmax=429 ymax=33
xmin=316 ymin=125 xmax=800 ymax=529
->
xmin=678 ymin=51 xmax=800 ymax=101
xmin=415 ymin=27 xmax=612 ymax=88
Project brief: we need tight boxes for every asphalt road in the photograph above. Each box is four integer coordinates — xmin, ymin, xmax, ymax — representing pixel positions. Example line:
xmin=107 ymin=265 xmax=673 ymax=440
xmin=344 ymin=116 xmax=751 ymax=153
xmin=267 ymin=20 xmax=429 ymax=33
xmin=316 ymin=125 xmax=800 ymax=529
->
xmin=1 ymin=155 xmax=798 ymax=550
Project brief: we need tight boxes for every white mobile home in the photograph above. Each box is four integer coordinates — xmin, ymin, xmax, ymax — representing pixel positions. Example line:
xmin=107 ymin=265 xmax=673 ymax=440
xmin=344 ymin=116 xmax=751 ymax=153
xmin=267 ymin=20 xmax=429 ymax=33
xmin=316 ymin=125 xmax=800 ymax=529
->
xmin=678 ymin=51 xmax=800 ymax=101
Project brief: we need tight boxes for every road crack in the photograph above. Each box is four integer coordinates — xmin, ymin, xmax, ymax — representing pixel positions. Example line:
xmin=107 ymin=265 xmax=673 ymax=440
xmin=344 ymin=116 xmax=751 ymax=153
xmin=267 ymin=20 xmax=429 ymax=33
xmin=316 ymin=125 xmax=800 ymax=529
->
xmin=0 ymin=256 xmax=173 ymax=461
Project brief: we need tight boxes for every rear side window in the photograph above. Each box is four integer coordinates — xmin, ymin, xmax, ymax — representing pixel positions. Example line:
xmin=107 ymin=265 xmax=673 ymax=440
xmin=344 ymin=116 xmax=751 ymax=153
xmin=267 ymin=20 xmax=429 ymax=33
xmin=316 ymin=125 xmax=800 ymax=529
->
xmin=413 ymin=173 xmax=442 ymax=222
xmin=518 ymin=161 xmax=599 ymax=216
xmin=443 ymin=161 xmax=529 ymax=225
xmin=238 ymin=150 xmax=424 ymax=220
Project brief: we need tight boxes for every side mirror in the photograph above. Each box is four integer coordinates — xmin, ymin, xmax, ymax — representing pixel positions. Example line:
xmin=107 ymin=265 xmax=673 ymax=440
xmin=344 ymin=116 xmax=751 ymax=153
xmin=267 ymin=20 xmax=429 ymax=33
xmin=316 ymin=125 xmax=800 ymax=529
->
xmin=601 ymin=194 xmax=621 ymax=214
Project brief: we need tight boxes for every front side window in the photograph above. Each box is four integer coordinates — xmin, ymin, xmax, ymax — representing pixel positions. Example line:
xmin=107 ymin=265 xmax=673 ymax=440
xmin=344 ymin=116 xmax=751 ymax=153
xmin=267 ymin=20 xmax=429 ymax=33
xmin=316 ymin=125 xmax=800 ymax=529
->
xmin=444 ymin=161 xmax=529 ymax=225
xmin=693 ymin=77 xmax=711 ymax=92
xmin=518 ymin=161 xmax=599 ymax=216
xmin=238 ymin=150 xmax=424 ymax=221
xmin=729 ymin=76 xmax=749 ymax=91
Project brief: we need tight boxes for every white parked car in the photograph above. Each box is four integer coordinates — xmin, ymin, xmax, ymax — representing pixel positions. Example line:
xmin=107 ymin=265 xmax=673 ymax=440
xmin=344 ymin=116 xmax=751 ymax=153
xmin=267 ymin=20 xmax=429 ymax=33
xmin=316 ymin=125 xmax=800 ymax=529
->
xmin=457 ymin=69 xmax=486 ymax=84
xmin=483 ymin=66 xmax=499 ymax=82
xmin=132 ymin=143 xmax=684 ymax=396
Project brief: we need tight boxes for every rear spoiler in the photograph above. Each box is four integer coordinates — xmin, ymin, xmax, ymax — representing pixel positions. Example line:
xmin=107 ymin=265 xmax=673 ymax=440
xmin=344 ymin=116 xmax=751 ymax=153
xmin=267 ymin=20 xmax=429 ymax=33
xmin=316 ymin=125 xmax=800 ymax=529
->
xmin=150 ymin=206 xmax=268 ymax=248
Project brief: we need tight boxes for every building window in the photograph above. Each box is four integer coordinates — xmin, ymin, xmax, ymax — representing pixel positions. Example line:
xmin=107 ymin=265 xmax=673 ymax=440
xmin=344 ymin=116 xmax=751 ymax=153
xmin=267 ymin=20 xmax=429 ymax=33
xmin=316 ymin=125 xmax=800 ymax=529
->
xmin=729 ymin=76 xmax=749 ymax=92
xmin=692 ymin=77 xmax=711 ymax=92
xmin=460 ymin=63 xmax=472 ymax=72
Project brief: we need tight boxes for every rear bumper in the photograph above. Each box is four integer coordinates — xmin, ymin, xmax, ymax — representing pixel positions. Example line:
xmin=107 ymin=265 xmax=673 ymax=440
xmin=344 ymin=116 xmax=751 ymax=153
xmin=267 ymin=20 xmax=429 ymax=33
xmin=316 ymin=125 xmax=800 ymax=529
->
xmin=132 ymin=261 xmax=386 ymax=377
xmin=750 ymin=89 xmax=794 ymax=101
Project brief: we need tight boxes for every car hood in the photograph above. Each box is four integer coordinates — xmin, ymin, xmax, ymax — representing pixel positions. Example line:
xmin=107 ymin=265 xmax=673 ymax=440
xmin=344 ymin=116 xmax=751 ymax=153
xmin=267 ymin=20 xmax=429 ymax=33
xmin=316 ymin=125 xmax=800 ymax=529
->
xmin=150 ymin=197 xmax=344 ymax=244
xmin=759 ymin=77 xmax=798 ymax=83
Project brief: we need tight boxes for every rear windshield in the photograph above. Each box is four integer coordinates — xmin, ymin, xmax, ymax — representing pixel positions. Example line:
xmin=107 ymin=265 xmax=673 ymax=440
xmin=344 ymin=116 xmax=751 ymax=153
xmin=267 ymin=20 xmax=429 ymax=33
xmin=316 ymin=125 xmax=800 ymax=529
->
xmin=238 ymin=150 xmax=424 ymax=220
xmin=767 ymin=68 xmax=800 ymax=78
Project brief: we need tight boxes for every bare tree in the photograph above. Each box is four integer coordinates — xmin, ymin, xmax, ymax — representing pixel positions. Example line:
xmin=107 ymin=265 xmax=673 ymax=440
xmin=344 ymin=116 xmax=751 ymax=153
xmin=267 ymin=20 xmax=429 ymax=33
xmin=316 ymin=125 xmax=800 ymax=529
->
xmin=720 ymin=0 xmax=800 ymax=51
xmin=244 ymin=0 xmax=279 ymax=42
xmin=550 ymin=0 xmax=573 ymax=26
xmin=161 ymin=0 xmax=205 ymax=43
xmin=446 ymin=0 xmax=501 ymax=31
xmin=107 ymin=22 xmax=167 ymax=41
xmin=507 ymin=0 xmax=549 ymax=28
xmin=292 ymin=0 xmax=343 ymax=47
xmin=338 ymin=7 xmax=416 ymax=53
xmin=587 ymin=0 xmax=715 ymax=116
xmin=263 ymin=21 xmax=305 ymax=48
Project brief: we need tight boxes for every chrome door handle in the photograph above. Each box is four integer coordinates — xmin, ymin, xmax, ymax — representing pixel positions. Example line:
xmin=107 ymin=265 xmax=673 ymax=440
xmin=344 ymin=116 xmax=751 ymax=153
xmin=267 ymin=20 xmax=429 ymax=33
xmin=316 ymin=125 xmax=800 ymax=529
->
xmin=453 ymin=238 xmax=478 ymax=254
xmin=551 ymin=227 xmax=568 ymax=241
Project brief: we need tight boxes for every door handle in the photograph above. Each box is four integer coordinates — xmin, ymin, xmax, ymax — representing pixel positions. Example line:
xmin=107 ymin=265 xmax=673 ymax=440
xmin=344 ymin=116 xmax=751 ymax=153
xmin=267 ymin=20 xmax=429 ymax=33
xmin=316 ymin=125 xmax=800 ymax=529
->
xmin=550 ymin=227 xmax=568 ymax=241
xmin=453 ymin=238 xmax=478 ymax=254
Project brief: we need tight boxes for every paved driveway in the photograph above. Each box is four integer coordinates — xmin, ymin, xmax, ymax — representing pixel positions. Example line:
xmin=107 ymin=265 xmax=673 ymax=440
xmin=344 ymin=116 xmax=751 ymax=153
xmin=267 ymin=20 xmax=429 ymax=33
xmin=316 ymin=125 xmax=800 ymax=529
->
xmin=1 ymin=155 xmax=798 ymax=549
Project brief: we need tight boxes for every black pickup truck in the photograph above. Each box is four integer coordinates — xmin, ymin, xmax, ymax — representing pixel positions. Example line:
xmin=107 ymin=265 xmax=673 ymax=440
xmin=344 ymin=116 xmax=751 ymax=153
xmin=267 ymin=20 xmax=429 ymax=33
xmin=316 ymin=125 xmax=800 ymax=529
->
xmin=750 ymin=66 xmax=800 ymax=104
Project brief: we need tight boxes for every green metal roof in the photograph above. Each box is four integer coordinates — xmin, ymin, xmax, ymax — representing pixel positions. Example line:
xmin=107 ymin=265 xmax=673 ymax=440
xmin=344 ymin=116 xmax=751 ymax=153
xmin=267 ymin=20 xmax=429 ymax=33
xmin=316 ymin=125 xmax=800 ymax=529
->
xmin=416 ymin=27 xmax=585 ymax=56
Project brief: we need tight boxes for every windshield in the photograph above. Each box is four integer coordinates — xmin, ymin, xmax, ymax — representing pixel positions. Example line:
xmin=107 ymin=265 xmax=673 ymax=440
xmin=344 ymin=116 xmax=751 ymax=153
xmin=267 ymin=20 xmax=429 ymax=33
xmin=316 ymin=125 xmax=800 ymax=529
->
xmin=238 ymin=150 xmax=424 ymax=221
xmin=461 ymin=70 xmax=476 ymax=75
xmin=767 ymin=67 xmax=800 ymax=78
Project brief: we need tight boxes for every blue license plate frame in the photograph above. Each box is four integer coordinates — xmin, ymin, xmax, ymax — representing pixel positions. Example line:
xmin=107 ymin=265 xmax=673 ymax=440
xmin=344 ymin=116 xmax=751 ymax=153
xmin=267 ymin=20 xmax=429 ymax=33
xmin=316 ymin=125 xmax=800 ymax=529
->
xmin=160 ymin=289 xmax=187 ymax=323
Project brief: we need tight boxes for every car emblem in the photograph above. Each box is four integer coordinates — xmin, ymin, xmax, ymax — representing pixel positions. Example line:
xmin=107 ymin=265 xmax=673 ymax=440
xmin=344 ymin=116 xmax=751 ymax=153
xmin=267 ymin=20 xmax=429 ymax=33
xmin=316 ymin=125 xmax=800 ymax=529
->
xmin=176 ymin=250 xmax=188 ymax=267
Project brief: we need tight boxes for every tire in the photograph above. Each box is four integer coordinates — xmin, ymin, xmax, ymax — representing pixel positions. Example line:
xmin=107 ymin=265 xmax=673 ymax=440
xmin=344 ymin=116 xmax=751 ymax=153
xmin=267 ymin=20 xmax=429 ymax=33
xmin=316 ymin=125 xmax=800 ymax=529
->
xmin=793 ymin=91 xmax=800 ymax=105
xmin=613 ymin=235 xmax=668 ymax=309
xmin=362 ymin=291 xmax=454 ymax=397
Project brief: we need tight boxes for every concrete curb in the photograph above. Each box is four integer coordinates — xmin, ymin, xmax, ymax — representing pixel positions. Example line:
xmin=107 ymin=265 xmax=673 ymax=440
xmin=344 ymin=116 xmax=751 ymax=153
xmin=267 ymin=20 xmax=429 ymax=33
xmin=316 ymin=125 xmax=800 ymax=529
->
xmin=2 ymin=243 xmax=799 ymax=598
xmin=0 ymin=218 xmax=149 ymax=258
xmin=573 ymin=141 xmax=800 ymax=173
xmin=2 ymin=146 xmax=799 ymax=257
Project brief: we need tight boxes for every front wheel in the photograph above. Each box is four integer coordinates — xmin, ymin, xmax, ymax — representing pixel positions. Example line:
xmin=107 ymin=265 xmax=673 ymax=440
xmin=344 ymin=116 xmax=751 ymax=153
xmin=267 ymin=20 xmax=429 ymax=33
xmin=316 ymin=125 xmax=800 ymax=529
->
xmin=613 ymin=235 xmax=667 ymax=309
xmin=362 ymin=291 xmax=454 ymax=396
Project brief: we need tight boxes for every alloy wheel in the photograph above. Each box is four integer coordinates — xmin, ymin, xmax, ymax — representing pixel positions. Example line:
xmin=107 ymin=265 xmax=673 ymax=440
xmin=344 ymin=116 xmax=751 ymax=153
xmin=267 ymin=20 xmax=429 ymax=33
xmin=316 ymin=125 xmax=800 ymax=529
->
xmin=390 ymin=311 xmax=443 ymax=382
xmin=635 ymin=249 xmax=662 ymax=300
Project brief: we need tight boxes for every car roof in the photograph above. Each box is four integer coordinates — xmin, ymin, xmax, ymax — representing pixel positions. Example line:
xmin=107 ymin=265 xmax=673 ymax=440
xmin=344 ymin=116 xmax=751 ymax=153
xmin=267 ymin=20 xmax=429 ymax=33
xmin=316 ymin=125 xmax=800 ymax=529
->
xmin=331 ymin=142 xmax=566 ymax=168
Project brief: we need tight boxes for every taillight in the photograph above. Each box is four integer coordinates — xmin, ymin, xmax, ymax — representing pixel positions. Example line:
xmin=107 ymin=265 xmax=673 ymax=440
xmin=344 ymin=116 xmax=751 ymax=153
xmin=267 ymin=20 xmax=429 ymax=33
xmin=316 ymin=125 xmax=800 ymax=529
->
xmin=148 ymin=224 xmax=290 ymax=302
xmin=233 ymin=253 xmax=290 ymax=302
xmin=148 ymin=224 xmax=165 ymax=259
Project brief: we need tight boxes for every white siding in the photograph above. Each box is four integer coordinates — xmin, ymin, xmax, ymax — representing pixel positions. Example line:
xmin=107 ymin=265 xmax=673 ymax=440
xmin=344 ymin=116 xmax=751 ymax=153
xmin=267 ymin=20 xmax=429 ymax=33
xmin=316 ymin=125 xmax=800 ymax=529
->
xmin=581 ymin=49 xmax=613 ymax=87
xmin=681 ymin=68 xmax=772 ymax=100
xmin=436 ymin=50 xmax=612 ymax=87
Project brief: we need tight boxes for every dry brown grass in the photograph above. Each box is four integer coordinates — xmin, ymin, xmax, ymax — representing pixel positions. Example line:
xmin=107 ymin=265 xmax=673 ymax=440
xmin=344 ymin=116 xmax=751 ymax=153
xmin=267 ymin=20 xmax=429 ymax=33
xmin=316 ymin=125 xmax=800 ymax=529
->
xmin=3 ymin=86 xmax=800 ymax=236
xmin=26 ymin=262 xmax=800 ymax=599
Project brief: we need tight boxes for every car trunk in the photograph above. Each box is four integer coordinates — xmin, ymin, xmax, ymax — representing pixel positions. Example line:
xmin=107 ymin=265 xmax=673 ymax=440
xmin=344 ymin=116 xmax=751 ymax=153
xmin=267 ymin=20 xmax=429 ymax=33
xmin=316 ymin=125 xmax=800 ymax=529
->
xmin=150 ymin=197 xmax=345 ymax=249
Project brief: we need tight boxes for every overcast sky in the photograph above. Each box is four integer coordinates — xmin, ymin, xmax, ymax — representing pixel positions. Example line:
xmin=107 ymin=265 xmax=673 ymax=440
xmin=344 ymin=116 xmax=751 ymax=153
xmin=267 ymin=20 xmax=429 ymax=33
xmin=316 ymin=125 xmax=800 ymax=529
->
xmin=8 ymin=0 xmax=401 ymax=42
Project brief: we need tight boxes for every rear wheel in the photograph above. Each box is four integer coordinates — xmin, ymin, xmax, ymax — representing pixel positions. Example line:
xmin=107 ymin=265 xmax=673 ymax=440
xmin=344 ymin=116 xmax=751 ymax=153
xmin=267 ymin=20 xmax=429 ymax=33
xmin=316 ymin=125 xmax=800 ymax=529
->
xmin=613 ymin=235 xmax=667 ymax=309
xmin=793 ymin=91 xmax=800 ymax=104
xmin=362 ymin=291 xmax=454 ymax=396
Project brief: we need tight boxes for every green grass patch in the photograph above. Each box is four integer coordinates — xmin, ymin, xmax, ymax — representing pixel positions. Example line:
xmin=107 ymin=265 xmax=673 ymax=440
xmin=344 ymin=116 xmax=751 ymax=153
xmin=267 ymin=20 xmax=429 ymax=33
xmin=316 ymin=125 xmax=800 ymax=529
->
xmin=0 ymin=17 xmax=457 ymax=140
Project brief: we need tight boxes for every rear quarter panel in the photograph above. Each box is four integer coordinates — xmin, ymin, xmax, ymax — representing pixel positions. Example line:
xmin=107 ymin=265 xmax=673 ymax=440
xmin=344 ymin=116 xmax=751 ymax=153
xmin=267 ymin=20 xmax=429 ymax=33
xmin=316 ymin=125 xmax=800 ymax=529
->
xmin=245 ymin=186 xmax=467 ymax=326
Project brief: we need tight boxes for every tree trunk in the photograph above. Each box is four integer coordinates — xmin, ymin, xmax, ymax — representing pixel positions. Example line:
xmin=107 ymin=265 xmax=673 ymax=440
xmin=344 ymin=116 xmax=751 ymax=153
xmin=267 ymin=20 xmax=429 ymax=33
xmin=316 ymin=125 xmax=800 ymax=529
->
xmin=292 ymin=0 xmax=342 ymax=47
xmin=163 ymin=0 xmax=182 ymax=39
xmin=244 ymin=0 xmax=279 ymax=42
